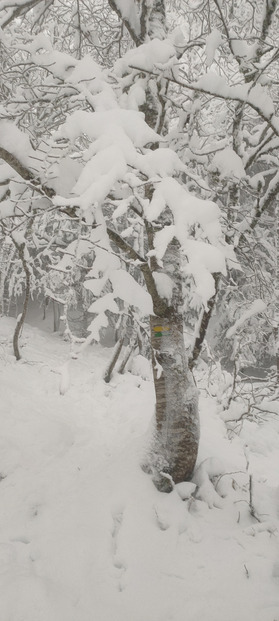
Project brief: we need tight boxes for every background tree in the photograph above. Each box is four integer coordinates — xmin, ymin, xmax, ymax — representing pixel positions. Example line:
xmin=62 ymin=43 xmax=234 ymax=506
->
xmin=156 ymin=0 xmax=279 ymax=374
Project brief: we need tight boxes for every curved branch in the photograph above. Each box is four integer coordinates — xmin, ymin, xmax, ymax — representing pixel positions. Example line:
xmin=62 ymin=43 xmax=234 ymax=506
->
xmin=0 ymin=0 xmax=53 ymax=28
xmin=0 ymin=147 xmax=55 ymax=199
xmin=107 ymin=226 xmax=168 ymax=316
xmin=107 ymin=0 xmax=142 ymax=46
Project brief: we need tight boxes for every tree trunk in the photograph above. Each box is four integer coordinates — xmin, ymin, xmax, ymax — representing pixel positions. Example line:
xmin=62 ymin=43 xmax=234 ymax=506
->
xmin=145 ymin=237 xmax=199 ymax=492
xmin=53 ymin=300 xmax=61 ymax=332
xmin=118 ymin=337 xmax=137 ymax=375
xmin=150 ymin=313 xmax=199 ymax=492
xmin=103 ymin=336 xmax=124 ymax=384
xmin=12 ymin=242 xmax=31 ymax=361
xmin=107 ymin=0 xmax=200 ymax=491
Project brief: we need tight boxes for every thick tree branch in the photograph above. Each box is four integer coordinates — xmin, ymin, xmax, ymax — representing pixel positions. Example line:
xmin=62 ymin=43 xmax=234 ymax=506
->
xmin=107 ymin=226 xmax=168 ymax=316
xmin=147 ymin=0 xmax=166 ymax=40
xmin=0 ymin=0 xmax=53 ymax=28
xmin=107 ymin=0 xmax=142 ymax=46
xmin=0 ymin=147 xmax=37 ymax=183
xmin=0 ymin=147 xmax=55 ymax=199
xmin=189 ymin=273 xmax=220 ymax=369
xmin=255 ymin=173 xmax=279 ymax=225
xmin=139 ymin=0 xmax=150 ymax=41
xmin=256 ymin=0 xmax=278 ymax=61
xmin=106 ymin=226 xmax=146 ymax=264
xmin=244 ymin=130 xmax=275 ymax=170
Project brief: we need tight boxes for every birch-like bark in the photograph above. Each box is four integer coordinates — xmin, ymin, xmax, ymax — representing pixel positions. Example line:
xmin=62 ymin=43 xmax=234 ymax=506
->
xmin=147 ymin=235 xmax=199 ymax=491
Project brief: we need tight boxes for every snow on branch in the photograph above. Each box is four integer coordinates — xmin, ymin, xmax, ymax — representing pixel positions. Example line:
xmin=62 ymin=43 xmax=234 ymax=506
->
xmin=0 ymin=0 xmax=48 ymax=27
xmin=0 ymin=121 xmax=41 ymax=175
xmin=0 ymin=144 xmax=55 ymax=202
xmin=107 ymin=227 xmax=168 ymax=316
xmin=50 ymin=108 xmax=164 ymax=216
xmin=108 ymin=0 xmax=142 ymax=46
xmin=0 ymin=146 xmax=36 ymax=184
xmin=0 ymin=122 xmax=56 ymax=205
xmin=194 ymin=73 xmax=275 ymax=119
xmin=115 ymin=37 xmax=177 ymax=76
xmin=29 ymin=44 xmax=117 ymax=111
xmin=0 ymin=0 xmax=42 ymax=9
xmin=108 ymin=0 xmax=167 ymax=47
xmin=143 ymin=177 xmax=228 ymax=307
xmin=226 ymin=299 xmax=267 ymax=339
xmin=128 ymin=65 xmax=279 ymax=138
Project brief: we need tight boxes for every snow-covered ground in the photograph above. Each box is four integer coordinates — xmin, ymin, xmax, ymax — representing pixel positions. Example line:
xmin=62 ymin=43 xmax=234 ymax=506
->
xmin=0 ymin=317 xmax=278 ymax=621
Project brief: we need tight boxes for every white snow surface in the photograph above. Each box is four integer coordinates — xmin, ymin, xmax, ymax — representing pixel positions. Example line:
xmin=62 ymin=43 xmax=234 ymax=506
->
xmin=145 ymin=177 xmax=222 ymax=242
xmin=114 ymin=38 xmax=176 ymax=76
xmin=205 ymin=29 xmax=223 ymax=67
xmin=210 ymin=147 xmax=246 ymax=181
xmin=84 ymin=268 xmax=154 ymax=320
xmin=109 ymin=268 xmax=153 ymax=315
xmin=53 ymin=109 xmax=162 ymax=216
xmin=153 ymin=271 xmax=174 ymax=302
xmin=195 ymin=72 xmax=275 ymax=119
xmin=0 ymin=316 xmax=278 ymax=621
xmin=0 ymin=121 xmax=43 ymax=174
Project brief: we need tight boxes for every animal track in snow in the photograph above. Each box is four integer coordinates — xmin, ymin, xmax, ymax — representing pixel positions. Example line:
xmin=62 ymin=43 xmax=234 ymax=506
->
xmin=111 ymin=508 xmax=127 ymax=591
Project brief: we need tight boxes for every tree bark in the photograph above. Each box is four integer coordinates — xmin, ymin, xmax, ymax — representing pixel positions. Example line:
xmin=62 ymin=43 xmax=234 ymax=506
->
xmin=12 ymin=242 xmax=31 ymax=361
xmin=118 ymin=337 xmax=137 ymax=375
xmin=146 ymin=238 xmax=199 ymax=492
xmin=136 ymin=0 xmax=200 ymax=490
xmin=150 ymin=313 xmax=199 ymax=491
xmin=53 ymin=300 xmax=61 ymax=332
xmin=189 ymin=273 xmax=220 ymax=369
xmin=103 ymin=336 xmax=124 ymax=384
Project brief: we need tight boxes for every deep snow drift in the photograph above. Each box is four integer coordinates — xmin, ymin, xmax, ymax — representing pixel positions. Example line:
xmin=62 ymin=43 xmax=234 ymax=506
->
xmin=0 ymin=317 xmax=278 ymax=621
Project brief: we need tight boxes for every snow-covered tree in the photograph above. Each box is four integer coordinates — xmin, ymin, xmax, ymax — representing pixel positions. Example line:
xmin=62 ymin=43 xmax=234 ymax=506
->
xmin=0 ymin=0 xmax=229 ymax=490
xmin=2 ymin=0 xmax=279 ymax=488
xmin=158 ymin=0 xmax=279 ymax=373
